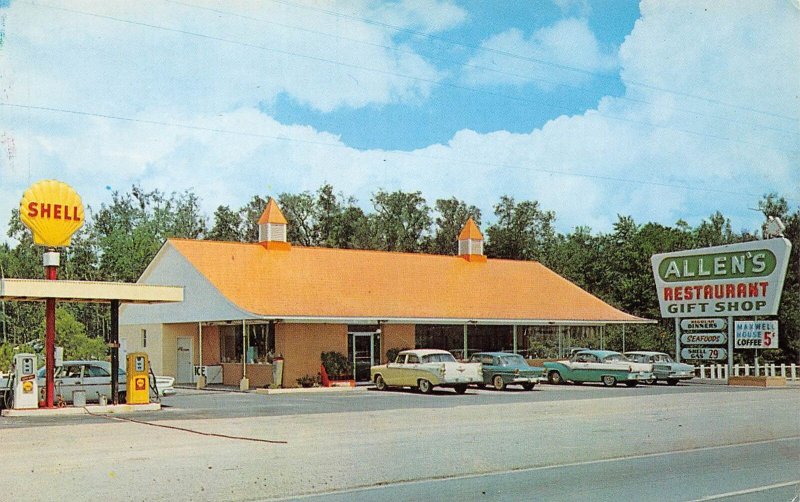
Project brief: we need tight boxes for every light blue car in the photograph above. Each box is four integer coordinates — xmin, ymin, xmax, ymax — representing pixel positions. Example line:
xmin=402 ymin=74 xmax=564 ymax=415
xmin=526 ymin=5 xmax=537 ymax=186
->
xmin=543 ymin=350 xmax=653 ymax=387
xmin=624 ymin=351 xmax=695 ymax=385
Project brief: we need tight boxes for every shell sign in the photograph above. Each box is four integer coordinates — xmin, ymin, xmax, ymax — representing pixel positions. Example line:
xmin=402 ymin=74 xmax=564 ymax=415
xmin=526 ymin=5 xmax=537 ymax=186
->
xmin=19 ymin=180 xmax=85 ymax=247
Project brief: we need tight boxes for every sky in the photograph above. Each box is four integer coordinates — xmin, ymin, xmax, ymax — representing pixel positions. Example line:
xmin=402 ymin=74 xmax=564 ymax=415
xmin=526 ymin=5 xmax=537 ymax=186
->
xmin=0 ymin=0 xmax=798 ymax=245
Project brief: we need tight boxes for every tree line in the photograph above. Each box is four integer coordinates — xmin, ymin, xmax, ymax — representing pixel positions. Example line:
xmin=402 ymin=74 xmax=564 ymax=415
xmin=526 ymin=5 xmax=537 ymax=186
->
xmin=0 ymin=184 xmax=797 ymax=368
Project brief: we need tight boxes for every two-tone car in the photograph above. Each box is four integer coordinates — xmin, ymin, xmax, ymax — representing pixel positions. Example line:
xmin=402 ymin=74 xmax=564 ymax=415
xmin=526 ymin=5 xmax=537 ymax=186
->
xmin=370 ymin=349 xmax=482 ymax=394
xmin=543 ymin=350 xmax=653 ymax=387
xmin=624 ymin=351 xmax=695 ymax=385
xmin=469 ymin=352 xmax=544 ymax=390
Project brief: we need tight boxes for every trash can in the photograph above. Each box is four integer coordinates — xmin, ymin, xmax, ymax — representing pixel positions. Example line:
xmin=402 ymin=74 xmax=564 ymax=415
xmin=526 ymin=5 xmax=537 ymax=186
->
xmin=73 ymin=390 xmax=86 ymax=407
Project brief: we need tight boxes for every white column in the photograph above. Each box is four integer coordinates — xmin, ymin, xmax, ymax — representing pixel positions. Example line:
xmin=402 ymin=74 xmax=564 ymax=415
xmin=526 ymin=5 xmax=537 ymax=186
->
xmin=240 ymin=319 xmax=249 ymax=390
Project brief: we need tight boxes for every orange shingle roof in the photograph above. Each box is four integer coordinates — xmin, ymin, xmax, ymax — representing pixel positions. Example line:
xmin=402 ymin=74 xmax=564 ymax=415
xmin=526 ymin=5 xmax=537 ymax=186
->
xmin=167 ymin=239 xmax=647 ymax=323
xmin=257 ymin=198 xmax=288 ymax=225
xmin=458 ymin=217 xmax=483 ymax=240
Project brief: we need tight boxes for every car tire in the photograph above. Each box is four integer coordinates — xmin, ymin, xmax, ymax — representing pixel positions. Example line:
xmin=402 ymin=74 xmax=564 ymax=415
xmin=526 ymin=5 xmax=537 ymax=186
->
xmin=118 ymin=391 xmax=127 ymax=404
xmin=418 ymin=379 xmax=433 ymax=394
xmin=667 ymin=379 xmax=679 ymax=386
xmin=454 ymin=384 xmax=468 ymax=394
xmin=374 ymin=374 xmax=387 ymax=391
xmin=547 ymin=371 xmax=565 ymax=385
xmin=522 ymin=383 xmax=535 ymax=391
xmin=548 ymin=371 xmax=564 ymax=385
xmin=493 ymin=375 xmax=506 ymax=391
xmin=646 ymin=377 xmax=657 ymax=385
xmin=625 ymin=381 xmax=638 ymax=387
xmin=602 ymin=375 xmax=617 ymax=387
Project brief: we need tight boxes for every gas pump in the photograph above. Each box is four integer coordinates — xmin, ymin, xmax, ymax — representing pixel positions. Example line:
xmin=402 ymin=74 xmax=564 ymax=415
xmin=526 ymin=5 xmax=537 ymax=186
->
xmin=12 ymin=353 xmax=39 ymax=410
xmin=126 ymin=352 xmax=150 ymax=404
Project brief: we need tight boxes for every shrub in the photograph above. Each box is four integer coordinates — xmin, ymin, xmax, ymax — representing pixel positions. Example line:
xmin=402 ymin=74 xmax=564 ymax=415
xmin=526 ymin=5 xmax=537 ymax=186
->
xmin=320 ymin=351 xmax=350 ymax=378
xmin=296 ymin=373 xmax=320 ymax=388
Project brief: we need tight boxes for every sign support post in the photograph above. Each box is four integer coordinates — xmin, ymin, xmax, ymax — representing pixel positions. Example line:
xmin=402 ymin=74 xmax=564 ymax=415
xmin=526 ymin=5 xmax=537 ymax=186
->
xmin=727 ymin=316 xmax=733 ymax=378
xmin=675 ymin=317 xmax=682 ymax=363
xmin=44 ymin=249 xmax=58 ymax=408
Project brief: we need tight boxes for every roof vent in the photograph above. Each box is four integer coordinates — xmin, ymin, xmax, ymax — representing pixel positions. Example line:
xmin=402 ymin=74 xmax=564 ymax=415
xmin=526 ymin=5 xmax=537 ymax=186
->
xmin=258 ymin=198 xmax=291 ymax=251
xmin=458 ymin=217 xmax=486 ymax=262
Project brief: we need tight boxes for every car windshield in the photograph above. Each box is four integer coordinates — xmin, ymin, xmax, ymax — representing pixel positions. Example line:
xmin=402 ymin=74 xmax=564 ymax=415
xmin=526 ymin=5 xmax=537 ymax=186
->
xmin=602 ymin=353 xmax=630 ymax=362
xmin=421 ymin=353 xmax=456 ymax=363
xmin=498 ymin=355 xmax=526 ymax=366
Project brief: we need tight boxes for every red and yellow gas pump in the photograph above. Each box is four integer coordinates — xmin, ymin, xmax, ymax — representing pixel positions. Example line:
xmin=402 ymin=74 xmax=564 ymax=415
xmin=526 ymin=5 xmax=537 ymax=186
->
xmin=126 ymin=353 xmax=150 ymax=404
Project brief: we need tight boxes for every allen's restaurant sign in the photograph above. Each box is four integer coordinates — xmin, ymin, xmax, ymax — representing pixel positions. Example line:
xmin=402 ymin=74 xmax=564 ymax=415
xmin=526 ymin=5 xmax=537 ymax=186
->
xmin=19 ymin=180 xmax=85 ymax=247
xmin=651 ymin=238 xmax=791 ymax=318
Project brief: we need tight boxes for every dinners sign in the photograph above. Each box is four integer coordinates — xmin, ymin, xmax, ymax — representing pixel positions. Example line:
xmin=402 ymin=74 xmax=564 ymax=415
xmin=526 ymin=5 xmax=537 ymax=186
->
xmin=651 ymin=239 xmax=791 ymax=318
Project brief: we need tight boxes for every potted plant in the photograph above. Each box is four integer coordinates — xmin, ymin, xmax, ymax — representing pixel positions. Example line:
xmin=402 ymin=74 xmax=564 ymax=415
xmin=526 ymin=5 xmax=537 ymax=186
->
xmin=320 ymin=351 xmax=355 ymax=387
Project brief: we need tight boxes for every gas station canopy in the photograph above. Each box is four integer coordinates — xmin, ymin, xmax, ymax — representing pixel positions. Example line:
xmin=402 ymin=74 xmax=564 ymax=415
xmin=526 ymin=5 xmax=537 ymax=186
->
xmin=0 ymin=278 xmax=183 ymax=304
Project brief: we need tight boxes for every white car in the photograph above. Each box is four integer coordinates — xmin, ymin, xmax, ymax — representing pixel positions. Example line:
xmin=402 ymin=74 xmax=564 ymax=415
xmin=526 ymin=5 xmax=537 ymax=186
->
xmin=35 ymin=360 xmax=175 ymax=404
xmin=370 ymin=349 xmax=483 ymax=394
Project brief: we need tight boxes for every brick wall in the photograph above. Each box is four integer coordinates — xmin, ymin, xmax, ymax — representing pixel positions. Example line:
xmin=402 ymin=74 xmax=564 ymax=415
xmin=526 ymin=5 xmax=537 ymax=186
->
xmin=380 ymin=324 xmax=416 ymax=363
xmin=276 ymin=323 xmax=347 ymax=387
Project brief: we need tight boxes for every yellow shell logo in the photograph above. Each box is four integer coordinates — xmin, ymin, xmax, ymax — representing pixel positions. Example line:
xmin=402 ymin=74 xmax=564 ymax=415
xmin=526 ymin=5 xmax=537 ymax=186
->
xmin=19 ymin=180 xmax=85 ymax=247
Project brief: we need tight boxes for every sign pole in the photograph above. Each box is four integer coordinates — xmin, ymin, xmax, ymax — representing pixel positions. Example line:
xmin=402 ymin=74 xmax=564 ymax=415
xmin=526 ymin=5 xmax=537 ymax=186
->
xmin=110 ymin=299 xmax=120 ymax=405
xmin=675 ymin=317 xmax=682 ymax=363
xmin=727 ymin=316 xmax=733 ymax=380
xmin=44 ymin=249 xmax=59 ymax=408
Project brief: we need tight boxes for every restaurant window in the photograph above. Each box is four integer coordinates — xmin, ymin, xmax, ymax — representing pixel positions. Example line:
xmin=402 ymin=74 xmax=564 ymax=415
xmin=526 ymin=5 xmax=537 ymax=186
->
xmin=219 ymin=322 xmax=276 ymax=363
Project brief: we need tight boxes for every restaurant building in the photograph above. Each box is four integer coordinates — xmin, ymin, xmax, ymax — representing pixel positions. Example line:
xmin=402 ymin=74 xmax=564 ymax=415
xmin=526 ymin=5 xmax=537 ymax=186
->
xmin=120 ymin=199 xmax=649 ymax=387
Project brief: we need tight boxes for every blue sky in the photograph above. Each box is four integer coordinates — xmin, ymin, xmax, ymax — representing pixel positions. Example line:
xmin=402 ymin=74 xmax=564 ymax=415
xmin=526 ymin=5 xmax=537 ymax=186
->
xmin=0 ymin=0 xmax=797 ymax=244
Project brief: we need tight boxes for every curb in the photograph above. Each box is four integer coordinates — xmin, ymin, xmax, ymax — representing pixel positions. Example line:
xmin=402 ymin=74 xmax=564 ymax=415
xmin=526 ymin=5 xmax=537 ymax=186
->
xmin=1 ymin=402 xmax=161 ymax=417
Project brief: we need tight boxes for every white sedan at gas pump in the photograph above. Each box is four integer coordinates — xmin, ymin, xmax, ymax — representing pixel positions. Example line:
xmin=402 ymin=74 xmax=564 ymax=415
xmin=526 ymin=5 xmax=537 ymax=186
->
xmin=36 ymin=360 xmax=175 ymax=404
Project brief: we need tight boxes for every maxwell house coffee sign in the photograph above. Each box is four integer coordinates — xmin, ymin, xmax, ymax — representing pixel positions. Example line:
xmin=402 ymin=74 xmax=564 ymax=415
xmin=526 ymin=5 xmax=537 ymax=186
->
xmin=651 ymin=238 xmax=791 ymax=318
xmin=19 ymin=180 xmax=85 ymax=247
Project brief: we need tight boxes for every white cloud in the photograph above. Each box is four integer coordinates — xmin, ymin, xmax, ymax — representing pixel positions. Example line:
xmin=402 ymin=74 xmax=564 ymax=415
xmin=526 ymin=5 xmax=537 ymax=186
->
xmin=462 ymin=18 xmax=617 ymax=90
xmin=1 ymin=0 xmax=797 ymax=245
xmin=0 ymin=0 xmax=462 ymax=115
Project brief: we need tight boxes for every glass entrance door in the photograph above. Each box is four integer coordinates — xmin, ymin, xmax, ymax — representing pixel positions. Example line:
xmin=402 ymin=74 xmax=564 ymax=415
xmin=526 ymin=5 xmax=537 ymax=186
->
xmin=350 ymin=332 xmax=380 ymax=382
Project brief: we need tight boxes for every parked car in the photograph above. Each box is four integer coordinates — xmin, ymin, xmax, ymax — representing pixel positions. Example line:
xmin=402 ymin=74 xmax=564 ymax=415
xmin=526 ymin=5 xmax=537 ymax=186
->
xmin=468 ymin=352 xmax=544 ymax=390
xmin=370 ymin=349 xmax=482 ymax=394
xmin=624 ymin=351 xmax=695 ymax=385
xmin=35 ymin=360 xmax=176 ymax=404
xmin=543 ymin=350 xmax=653 ymax=387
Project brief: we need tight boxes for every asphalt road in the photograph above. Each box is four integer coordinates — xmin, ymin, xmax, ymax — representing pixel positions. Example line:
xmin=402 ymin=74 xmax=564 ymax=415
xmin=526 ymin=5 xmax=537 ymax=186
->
xmin=0 ymin=383 xmax=798 ymax=501
xmin=298 ymin=438 xmax=800 ymax=502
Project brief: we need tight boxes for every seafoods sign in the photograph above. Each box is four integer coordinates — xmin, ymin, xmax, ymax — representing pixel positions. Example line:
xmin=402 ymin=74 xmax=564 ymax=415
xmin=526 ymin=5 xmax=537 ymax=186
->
xmin=19 ymin=180 xmax=85 ymax=247
xmin=651 ymin=238 xmax=791 ymax=318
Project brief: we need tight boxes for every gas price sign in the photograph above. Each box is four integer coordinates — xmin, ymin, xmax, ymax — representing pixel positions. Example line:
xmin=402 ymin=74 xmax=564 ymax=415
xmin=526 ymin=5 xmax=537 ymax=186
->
xmin=681 ymin=348 xmax=727 ymax=360
xmin=734 ymin=320 xmax=779 ymax=349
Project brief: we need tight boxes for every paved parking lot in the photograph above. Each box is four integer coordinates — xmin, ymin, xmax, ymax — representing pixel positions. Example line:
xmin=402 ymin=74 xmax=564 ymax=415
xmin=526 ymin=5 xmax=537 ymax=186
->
xmin=1 ymin=382 xmax=797 ymax=501
xmin=0 ymin=380 xmax=759 ymax=428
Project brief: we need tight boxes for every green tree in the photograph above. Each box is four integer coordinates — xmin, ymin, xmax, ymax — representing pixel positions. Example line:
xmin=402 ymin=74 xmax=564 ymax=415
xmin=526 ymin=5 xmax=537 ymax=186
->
xmin=91 ymin=186 xmax=207 ymax=282
xmin=208 ymin=205 xmax=243 ymax=241
xmin=278 ymin=191 xmax=318 ymax=246
xmin=38 ymin=308 xmax=107 ymax=360
xmin=484 ymin=196 xmax=556 ymax=263
xmin=370 ymin=190 xmax=432 ymax=252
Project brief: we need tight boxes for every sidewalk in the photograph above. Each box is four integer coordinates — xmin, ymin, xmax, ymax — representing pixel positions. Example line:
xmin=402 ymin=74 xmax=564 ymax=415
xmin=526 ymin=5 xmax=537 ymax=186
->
xmin=174 ymin=383 xmax=370 ymax=394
